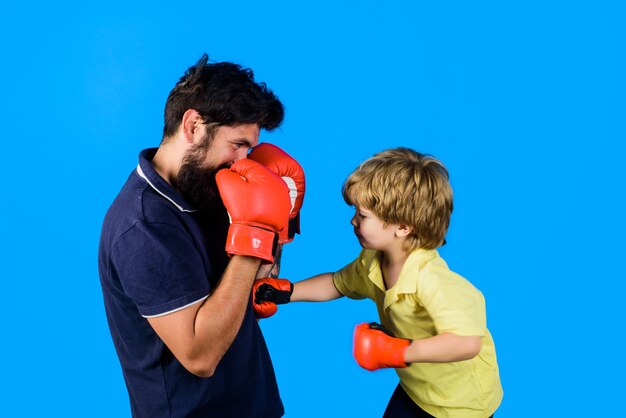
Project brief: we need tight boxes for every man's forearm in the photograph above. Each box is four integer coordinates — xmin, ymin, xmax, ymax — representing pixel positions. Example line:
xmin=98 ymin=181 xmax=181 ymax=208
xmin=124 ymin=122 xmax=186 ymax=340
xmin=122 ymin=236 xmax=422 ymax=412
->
xmin=189 ymin=255 xmax=261 ymax=375
xmin=255 ymin=244 xmax=282 ymax=279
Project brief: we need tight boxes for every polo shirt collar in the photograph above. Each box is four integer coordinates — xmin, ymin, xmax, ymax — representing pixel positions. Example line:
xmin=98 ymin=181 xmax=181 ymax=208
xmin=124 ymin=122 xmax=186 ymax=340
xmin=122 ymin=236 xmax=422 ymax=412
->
xmin=136 ymin=148 xmax=197 ymax=213
xmin=361 ymin=252 xmax=386 ymax=293
xmin=363 ymin=248 xmax=438 ymax=311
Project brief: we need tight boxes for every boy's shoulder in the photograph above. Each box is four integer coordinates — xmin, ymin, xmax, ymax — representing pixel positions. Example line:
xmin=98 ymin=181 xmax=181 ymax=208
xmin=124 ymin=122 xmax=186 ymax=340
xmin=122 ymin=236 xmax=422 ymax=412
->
xmin=411 ymin=250 xmax=482 ymax=295
xmin=405 ymin=249 xmax=444 ymax=273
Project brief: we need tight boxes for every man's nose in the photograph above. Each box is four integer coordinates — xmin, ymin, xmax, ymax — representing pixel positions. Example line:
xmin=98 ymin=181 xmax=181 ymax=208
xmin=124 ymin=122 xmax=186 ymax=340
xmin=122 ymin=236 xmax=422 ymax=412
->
xmin=350 ymin=214 xmax=357 ymax=227
xmin=236 ymin=148 xmax=251 ymax=161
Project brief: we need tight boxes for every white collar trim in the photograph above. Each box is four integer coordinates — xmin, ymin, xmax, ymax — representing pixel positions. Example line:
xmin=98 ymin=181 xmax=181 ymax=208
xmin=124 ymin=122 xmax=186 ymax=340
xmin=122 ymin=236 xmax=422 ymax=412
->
xmin=136 ymin=164 xmax=197 ymax=213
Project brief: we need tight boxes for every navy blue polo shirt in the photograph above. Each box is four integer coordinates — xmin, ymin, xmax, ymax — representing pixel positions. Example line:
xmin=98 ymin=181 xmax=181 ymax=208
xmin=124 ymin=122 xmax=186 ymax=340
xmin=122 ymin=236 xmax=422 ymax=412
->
xmin=98 ymin=148 xmax=284 ymax=418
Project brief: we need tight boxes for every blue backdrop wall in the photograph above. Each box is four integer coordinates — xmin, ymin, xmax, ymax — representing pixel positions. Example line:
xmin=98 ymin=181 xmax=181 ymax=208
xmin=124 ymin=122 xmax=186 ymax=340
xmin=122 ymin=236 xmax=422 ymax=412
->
xmin=1 ymin=1 xmax=624 ymax=416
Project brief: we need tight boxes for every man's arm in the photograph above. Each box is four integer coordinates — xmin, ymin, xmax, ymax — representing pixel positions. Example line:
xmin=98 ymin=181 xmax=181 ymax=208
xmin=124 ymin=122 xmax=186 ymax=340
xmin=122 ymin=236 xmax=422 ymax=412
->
xmin=148 ymin=158 xmax=291 ymax=377
xmin=255 ymin=244 xmax=282 ymax=280
xmin=147 ymin=255 xmax=261 ymax=377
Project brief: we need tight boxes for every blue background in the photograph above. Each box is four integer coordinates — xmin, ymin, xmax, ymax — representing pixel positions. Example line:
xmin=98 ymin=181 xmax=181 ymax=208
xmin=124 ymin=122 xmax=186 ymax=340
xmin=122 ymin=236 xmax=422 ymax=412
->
xmin=1 ymin=1 xmax=624 ymax=416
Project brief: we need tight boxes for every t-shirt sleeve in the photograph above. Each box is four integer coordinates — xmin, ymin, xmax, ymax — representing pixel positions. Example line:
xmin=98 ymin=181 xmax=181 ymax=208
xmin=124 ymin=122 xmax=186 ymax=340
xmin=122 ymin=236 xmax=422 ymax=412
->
xmin=418 ymin=267 xmax=487 ymax=337
xmin=333 ymin=251 xmax=373 ymax=300
xmin=111 ymin=221 xmax=211 ymax=317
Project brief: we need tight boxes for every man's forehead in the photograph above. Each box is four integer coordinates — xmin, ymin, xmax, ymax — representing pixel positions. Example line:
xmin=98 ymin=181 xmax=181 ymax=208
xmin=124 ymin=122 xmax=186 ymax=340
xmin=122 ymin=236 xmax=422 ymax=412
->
xmin=216 ymin=123 xmax=259 ymax=143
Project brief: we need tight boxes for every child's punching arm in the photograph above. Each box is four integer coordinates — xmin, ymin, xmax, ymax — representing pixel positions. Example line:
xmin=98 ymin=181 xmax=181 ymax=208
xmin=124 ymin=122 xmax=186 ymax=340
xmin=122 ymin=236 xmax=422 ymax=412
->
xmin=252 ymin=273 xmax=343 ymax=318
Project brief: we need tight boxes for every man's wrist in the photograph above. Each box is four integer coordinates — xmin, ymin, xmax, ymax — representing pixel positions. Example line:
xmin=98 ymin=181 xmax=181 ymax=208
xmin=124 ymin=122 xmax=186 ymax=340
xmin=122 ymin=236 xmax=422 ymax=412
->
xmin=225 ymin=224 xmax=278 ymax=263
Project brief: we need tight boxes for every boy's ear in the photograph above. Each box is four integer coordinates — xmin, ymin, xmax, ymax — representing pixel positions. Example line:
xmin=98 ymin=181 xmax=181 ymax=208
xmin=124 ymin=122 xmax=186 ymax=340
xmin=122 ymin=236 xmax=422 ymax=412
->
xmin=396 ymin=224 xmax=412 ymax=238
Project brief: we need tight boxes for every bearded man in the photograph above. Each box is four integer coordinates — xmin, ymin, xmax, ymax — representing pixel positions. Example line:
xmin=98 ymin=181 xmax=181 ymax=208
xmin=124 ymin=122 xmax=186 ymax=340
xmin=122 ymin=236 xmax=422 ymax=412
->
xmin=98 ymin=54 xmax=304 ymax=418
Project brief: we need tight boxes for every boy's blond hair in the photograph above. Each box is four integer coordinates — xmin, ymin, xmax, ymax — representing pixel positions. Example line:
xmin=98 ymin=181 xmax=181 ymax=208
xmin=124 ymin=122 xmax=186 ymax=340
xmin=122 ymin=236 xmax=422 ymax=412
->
xmin=342 ymin=147 xmax=453 ymax=251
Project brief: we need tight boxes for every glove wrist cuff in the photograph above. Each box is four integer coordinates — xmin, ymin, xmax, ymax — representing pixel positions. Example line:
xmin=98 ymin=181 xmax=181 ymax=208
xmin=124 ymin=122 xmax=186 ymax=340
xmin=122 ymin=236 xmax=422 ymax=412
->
xmin=225 ymin=224 xmax=278 ymax=263
xmin=277 ymin=214 xmax=300 ymax=244
xmin=273 ymin=279 xmax=294 ymax=304
xmin=385 ymin=338 xmax=411 ymax=369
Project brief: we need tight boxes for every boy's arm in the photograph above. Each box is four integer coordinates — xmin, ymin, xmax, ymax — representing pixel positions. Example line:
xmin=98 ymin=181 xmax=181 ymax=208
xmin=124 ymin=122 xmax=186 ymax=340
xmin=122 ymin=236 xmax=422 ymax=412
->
xmin=404 ymin=332 xmax=481 ymax=363
xmin=291 ymin=273 xmax=343 ymax=302
xmin=353 ymin=323 xmax=481 ymax=371
xmin=252 ymin=272 xmax=343 ymax=318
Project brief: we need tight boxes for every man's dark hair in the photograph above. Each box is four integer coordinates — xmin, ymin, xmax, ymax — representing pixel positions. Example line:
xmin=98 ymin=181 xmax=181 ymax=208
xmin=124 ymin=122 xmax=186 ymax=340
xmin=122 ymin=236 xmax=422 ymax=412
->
xmin=162 ymin=53 xmax=284 ymax=139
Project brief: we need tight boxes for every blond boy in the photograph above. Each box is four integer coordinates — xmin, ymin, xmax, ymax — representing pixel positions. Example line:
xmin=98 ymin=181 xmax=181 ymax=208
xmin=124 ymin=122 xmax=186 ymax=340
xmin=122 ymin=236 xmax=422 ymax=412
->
xmin=254 ymin=147 xmax=503 ymax=417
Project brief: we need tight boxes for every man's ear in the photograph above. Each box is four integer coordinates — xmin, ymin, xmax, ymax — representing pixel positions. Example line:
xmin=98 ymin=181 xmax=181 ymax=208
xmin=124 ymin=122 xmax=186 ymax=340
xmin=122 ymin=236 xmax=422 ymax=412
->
xmin=396 ymin=224 xmax=412 ymax=238
xmin=180 ymin=109 xmax=202 ymax=143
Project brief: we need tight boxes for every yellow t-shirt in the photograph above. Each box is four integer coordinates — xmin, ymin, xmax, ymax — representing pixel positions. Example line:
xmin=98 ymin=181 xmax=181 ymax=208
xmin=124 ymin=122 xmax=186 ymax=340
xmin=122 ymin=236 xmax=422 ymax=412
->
xmin=333 ymin=248 xmax=503 ymax=418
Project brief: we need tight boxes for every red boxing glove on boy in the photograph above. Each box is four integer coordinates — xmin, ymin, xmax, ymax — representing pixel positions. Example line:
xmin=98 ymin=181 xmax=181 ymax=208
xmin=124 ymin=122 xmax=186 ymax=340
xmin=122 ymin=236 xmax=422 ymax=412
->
xmin=248 ymin=143 xmax=305 ymax=244
xmin=252 ymin=278 xmax=293 ymax=318
xmin=353 ymin=322 xmax=410 ymax=371
xmin=216 ymin=159 xmax=291 ymax=263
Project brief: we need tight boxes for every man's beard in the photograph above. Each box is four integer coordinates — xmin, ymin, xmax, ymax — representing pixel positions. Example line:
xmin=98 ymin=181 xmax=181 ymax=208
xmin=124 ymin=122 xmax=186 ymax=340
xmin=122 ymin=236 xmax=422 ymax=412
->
xmin=173 ymin=142 xmax=227 ymax=213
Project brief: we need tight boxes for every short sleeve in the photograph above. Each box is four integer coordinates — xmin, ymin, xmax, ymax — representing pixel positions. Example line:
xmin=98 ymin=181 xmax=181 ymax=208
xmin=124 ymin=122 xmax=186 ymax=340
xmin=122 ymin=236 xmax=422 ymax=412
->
xmin=417 ymin=266 xmax=487 ymax=337
xmin=111 ymin=221 xmax=211 ymax=317
xmin=333 ymin=251 xmax=374 ymax=300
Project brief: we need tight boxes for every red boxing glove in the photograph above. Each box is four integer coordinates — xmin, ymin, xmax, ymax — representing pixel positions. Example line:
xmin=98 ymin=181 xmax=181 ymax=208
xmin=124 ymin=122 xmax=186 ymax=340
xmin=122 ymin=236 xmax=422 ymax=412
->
xmin=248 ymin=143 xmax=305 ymax=243
xmin=216 ymin=159 xmax=291 ymax=263
xmin=252 ymin=278 xmax=293 ymax=318
xmin=353 ymin=322 xmax=410 ymax=371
